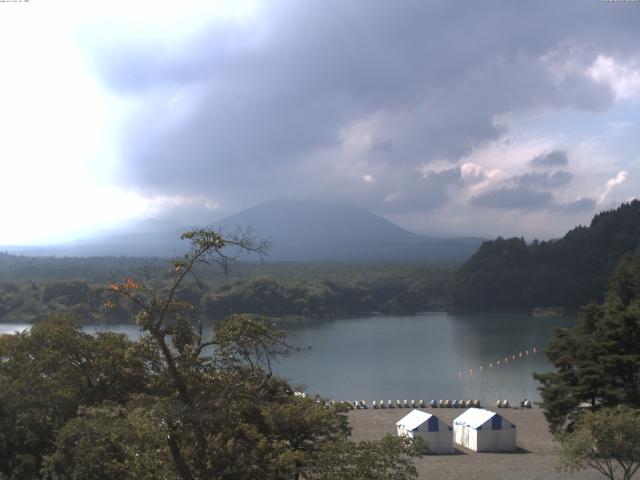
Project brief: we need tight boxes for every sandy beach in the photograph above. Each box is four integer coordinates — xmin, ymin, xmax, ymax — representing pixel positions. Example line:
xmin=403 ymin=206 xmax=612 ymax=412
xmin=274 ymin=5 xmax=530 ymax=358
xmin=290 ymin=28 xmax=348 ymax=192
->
xmin=349 ymin=408 xmax=602 ymax=480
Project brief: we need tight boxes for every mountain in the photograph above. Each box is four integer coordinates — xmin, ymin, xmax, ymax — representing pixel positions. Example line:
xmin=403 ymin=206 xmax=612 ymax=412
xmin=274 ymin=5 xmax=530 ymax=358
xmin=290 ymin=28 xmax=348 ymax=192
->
xmin=2 ymin=199 xmax=483 ymax=262
xmin=452 ymin=200 xmax=640 ymax=309
xmin=214 ymin=198 xmax=482 ymax=262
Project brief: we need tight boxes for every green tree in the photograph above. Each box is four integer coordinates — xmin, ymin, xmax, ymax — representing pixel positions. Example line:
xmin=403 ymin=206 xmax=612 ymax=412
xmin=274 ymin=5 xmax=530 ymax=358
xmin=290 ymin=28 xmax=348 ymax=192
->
xmin=0 ymin=314 xmax=154 ymax=478
xmin=306 ymin=435 xmax=422 ymax=480
xmin=1 ymin=229 xmax=423 ymax=479
xmin=535 ymin=246 xmax=640 ymax=433
xmin=558 ymin=406 xmax=640 ymax=480
xmin=99 ymin=228 xmax=420 ymax=480
xmin=43 ymin=402 xmax=174 ymax=480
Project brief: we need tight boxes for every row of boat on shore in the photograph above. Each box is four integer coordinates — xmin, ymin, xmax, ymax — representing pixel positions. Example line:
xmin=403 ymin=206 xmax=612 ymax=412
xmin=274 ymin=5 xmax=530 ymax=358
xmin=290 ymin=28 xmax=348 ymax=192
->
xmin=293 ymin=393 xmax=533 ymax=410
xmin=322 ymin=399 xmax=533 ymax=409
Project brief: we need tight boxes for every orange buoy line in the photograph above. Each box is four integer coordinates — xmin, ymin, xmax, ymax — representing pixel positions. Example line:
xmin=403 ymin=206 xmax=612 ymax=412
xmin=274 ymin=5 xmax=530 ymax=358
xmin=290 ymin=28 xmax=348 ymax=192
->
xmin=457 ymin=346 xmax=538 ymax=379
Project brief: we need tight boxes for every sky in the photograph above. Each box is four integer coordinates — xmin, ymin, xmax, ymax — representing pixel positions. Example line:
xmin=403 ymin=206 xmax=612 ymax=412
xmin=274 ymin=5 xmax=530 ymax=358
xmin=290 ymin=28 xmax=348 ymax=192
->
xmin=1 ymin=0 xmax=639 ymax=245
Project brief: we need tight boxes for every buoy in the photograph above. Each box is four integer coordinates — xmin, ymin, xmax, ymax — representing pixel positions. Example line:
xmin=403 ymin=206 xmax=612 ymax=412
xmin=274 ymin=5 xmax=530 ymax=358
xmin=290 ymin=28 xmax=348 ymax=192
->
xmin=503 ymin=399 xmax=510 ymax=408
xmin=445 ymin=399 xmax=451 ymax=408
xmin=372 ymin=401 xmax=378 ymax=409
xmin=430 ymin=399 xmax=437 ymax=408
xmin=524 ymin=399 xmax=532 ymax=409
xmin=496 ymin=400 xmax=503 ymax=408
xmin=459 ymin=400 xmax=466 ymax=408
xmin=388 ymin=400 xmax=395 ymax=409
xmin=396 ymin=400 xmax=402 ymax=408
xmin=452 ymin=399 xmax=459 ymax=408
xmin=419 ymin=399 xmax=426 ymax=408
xmin=380 ymin=400 xmax=386 ymax=409
xmin=403 ymin=400 xmax=409 ymax=408
xmin=438 ymin=399 xmax=444 ymax=408
xmin=353 ymin=401 xmax=360 ymax=409
xmin=474 ymin=400 xmax=481 ymax=407
xmin=410 ymin=400 xmax=416 ymax=408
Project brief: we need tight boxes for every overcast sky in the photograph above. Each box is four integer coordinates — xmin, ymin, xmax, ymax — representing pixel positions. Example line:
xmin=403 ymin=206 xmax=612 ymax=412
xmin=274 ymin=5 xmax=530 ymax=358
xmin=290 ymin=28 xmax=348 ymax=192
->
xmin=1 ymin=0 xmax=639 ymax=244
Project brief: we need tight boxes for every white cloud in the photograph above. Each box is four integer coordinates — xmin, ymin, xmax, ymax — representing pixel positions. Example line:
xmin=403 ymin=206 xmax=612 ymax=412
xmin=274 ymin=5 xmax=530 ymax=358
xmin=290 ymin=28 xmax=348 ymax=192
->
xmin=362 ymin=174 xmax=376 ymax=184
xmin=418 ymin=160 xmax=458 ymax=177
xmin=460 ymin=163 xmax=486 ymax=182
xmin=597 ymin=170 xmax=629 ymax=205
xmin=588 ymin=55 xmax=640 ymax=101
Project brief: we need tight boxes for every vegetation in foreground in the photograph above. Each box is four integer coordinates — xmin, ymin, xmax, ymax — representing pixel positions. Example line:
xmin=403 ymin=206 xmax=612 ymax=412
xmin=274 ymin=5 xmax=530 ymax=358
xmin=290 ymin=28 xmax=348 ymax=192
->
xmin=536 ymin=245 xmax=640 ymax=479
xmin=0 ymin=230 xmax=422 ymax=480
xmin=557 ymin=406 xmax=640 ymax=480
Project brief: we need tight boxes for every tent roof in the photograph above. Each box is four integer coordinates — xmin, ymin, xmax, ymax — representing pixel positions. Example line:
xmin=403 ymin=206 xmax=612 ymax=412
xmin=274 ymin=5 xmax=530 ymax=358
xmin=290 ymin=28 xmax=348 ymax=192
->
xmin=396 ymin=409 xmax=433 ymax=431
xmin=453 ymin=408 xmax=498 ymax=429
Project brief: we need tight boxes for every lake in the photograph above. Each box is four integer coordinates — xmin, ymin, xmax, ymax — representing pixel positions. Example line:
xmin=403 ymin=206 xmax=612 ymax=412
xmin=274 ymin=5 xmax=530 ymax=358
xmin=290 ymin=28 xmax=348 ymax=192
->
xmin=0 ymin=312 xmax=574 ymax=405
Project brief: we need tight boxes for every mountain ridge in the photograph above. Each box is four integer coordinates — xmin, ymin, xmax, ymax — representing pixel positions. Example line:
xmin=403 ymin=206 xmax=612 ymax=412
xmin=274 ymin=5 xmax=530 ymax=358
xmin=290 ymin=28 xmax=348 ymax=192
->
xmin=453 ymin=200 xmax=640 ymax=309
xmin=2 ymin=198 xmax=483 ymax=262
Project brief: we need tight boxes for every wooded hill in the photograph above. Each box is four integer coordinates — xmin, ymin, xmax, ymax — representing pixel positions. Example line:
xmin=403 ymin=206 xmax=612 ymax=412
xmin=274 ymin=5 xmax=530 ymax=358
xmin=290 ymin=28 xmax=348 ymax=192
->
xmin=453 ymin=200 xmax=640 ymax=309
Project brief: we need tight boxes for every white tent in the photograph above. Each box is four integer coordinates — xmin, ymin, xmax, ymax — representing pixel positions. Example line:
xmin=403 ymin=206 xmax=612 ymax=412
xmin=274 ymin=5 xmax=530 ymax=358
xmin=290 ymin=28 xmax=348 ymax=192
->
xmin=453 ymin=408 xmax=516 ymax=452
xmin=396 ymin=409 xmax=453 ymax=454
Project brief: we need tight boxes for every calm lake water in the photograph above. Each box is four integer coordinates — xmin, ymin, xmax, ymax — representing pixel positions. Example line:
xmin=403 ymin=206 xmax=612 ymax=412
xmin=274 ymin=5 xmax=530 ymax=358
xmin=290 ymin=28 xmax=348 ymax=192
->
xmin=0 ymin=312 xmax=574 ymax=404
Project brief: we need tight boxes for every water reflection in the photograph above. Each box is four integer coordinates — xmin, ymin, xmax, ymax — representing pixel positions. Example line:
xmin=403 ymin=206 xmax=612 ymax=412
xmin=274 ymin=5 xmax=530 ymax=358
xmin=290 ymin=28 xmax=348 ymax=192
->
xmin=1 ymin=312 xmax=575 ymax=404
xmin=274 ymin=313 xmax=575 ymax=403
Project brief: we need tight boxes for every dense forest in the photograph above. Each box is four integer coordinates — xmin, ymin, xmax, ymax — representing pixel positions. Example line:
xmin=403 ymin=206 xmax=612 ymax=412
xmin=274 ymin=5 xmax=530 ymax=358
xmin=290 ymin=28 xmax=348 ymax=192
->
xmin=452 ymin=200 xmax=640 ymax=310
xmin=0 ymin=263 xmax=454 ymax=324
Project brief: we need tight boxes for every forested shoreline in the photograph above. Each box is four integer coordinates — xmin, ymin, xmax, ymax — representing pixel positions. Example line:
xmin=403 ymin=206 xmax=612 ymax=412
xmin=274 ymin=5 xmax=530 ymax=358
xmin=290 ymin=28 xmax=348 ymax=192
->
xmin=0 ymin=265 xmax=454 ymax=324
xmin=3 ymin=201 xmax=640 ymax=325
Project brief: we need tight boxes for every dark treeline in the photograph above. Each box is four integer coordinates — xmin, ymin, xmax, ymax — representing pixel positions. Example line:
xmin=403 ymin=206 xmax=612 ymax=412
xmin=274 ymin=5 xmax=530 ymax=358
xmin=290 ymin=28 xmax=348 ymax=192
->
xmin=0 ymin=264 xmax=455 ymax=324
xmin=452 ymin=200 xmax=640 ymax=310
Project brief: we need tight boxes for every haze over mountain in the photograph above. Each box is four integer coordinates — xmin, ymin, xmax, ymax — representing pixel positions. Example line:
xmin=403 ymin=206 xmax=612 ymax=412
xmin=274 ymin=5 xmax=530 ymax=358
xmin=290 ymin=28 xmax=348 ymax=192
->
xmin=215 ymin=199 xmax=483 ymax=262
xmin=2 ymin=199 xmax=483 ymax=262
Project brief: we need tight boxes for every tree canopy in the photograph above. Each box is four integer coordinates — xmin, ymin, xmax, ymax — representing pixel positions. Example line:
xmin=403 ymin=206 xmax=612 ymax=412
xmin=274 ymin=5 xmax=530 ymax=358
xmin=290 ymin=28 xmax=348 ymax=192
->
xmin=535 ymin=245 xmax=640 ymax=434
xmin=557 ymin=406 xmax=640 ymax=480
xmin=453 ymin=200 xmax=640 ymax=309
xmin=0 ymin=229 xmax=422 ymax=480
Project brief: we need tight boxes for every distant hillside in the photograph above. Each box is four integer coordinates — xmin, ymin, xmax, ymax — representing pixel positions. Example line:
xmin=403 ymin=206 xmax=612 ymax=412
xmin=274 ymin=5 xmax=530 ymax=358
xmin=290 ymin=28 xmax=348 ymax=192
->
xmin=452 ymin=200 xmax=640 ymax=309
xmin=4 ymin=199 xmax=482 ymax=263
xmin=214 ymin=198 xmax=482 ymax=262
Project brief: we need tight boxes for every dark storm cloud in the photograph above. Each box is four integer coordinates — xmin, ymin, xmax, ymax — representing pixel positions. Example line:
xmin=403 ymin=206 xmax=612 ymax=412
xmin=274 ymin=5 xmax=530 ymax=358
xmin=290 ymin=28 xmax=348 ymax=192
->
xmin=82 ymin=0 xmax=640 ymax=213
xmin=530 ymin=150 xmax=569 ymax=168
xmin=471 ymin=187 xmax=552 ymax=210
xmin=380 ymin=168 xmax=463 ymax=213
xmin=513 ymin=171 xmax=573 ymax=190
